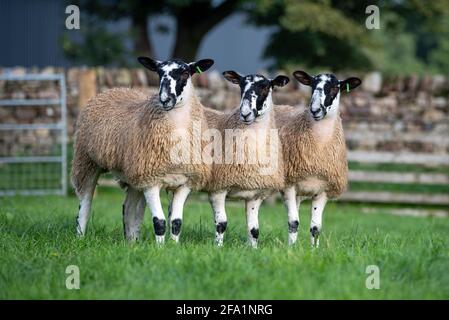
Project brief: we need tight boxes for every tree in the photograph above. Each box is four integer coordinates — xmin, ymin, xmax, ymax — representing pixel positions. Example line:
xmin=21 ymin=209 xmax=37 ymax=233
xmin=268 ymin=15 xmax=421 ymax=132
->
xmin=245 ymin=0 xmax=376 ymax=72
xmin=245 ymin=0 xmax=449 ymax=73
xmin=63 ymin=0 xmax=449 ymax=74
xmin=63 ymin=0 xmax=242 ymax=64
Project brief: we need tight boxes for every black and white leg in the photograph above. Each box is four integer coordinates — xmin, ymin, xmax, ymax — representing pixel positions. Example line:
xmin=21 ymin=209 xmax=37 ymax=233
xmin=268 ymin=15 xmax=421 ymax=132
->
xmin=76 ymin=171 xmax=100 ymax=236
xmin=143 ymin=185 xmax=166 ymax=244
xmin=245 ymin=198 xmax=262 ymax=248
xmin=310 ymin=192 xmax=327 ymax=248
xmin=169 ymin=185 xmax=191 ymax=243
xmin=123 ymin=187 xmax=146 ymax=241
xmin=209 ymin=191 xmax=228 ymax=247
xmin=282 ymin=186 xmax=299 ymax=245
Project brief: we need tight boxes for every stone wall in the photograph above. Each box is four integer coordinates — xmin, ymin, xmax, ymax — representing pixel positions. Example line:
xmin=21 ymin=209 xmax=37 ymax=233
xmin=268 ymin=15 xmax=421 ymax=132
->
xmin=1 ymin=67 xmax=448 ymax=158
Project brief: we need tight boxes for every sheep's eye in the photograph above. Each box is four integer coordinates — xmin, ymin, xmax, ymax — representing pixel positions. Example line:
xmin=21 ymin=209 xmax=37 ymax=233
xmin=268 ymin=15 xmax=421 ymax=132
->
xmin=330 ymin=86 xmax=339 ymax=96
xmin=181 ymin=71 xmax=190 ymax=80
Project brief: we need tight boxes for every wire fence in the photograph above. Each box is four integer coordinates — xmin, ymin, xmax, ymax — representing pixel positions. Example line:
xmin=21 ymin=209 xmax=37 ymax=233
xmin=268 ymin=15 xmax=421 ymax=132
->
xmin=0 ymin=74 xmax=67 ymax=196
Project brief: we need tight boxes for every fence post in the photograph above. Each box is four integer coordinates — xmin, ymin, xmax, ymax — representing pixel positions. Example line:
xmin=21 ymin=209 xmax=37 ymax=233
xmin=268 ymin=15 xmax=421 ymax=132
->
xmin=77 ymin=69 xmax=96 ymax=110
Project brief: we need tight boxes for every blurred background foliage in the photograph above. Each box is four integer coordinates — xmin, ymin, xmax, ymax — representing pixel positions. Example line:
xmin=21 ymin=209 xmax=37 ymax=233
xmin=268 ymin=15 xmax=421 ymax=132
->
xmin=62 ymin=0 xmax=449 ymax=74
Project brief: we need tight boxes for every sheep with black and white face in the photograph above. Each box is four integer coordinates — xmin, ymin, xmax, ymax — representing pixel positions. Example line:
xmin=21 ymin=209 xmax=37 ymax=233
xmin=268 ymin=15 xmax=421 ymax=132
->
xmin=71 ymin=57 xmax=214 ymax=244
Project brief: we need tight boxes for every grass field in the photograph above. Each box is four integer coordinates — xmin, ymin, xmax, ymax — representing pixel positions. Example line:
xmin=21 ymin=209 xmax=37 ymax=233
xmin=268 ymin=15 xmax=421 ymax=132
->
xmin=1 ymin=186 xmax=449 ymax=299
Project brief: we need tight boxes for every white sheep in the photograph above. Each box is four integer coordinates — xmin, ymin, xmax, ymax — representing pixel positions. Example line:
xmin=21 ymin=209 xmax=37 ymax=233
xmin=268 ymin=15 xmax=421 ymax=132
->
xmin=71 ymin=57 xmax=214 ymax=244
xmin=124 ymin=71 xmax=290 ymax=247
xmin=207 ymin=71 xmax=289 ymax=247
xmin=275 ymin=71 xmax=361 ymax=246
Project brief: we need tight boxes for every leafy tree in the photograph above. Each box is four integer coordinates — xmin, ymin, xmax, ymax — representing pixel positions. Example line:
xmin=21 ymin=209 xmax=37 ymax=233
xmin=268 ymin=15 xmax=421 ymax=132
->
xmin=246 ymin=0 xmax=376 ymax=72
xmin=246 ymin=0 xmax=449 ymax=74
xmin=61 ymin=19 xmax=129 ymax=66
xmin=62 ymin=0 xmax=449 ymax=74
xmin=62 ymin=0 xmax=242 ymax=65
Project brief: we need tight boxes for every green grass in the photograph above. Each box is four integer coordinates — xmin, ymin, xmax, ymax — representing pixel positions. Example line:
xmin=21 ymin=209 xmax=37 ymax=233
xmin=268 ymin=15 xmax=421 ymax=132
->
xmin=0 ymin=162 xmax=62 ymax=190
xmin=1 ymin=187 xmax=449 ymax=299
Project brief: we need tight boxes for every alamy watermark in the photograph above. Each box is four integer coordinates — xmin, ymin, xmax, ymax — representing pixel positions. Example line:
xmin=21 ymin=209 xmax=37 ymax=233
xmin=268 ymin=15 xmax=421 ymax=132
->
xmin=365 ymin=265 xmax=380 ymax=289
xmin=365 ymin=5 xmax=380 ymax=30
xmin=65 ymin=5 xmax=80 ymax=30
xmin=65 ymin=265 xmax=80 ymax=290
xmin=169 ymin=121 xmax=280 ymax=175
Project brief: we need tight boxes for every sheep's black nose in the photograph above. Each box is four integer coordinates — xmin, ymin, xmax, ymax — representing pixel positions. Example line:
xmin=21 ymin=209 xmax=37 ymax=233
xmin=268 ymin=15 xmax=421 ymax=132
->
xmin=161 ymin=96 xmax=174 ymax=109
xmin=241 ymin=112 xmax=251 ymax=120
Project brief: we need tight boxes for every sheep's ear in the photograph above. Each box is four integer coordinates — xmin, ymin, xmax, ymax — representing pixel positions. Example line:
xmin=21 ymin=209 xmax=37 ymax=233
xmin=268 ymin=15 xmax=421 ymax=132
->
xmin=293 ymin=70 xmax=313 ymax=86
xmin=190 ymin=59 xmax=214 ymax=75
xmin=137 ymin=57 xmax=160 ymax=72
xmin=339 ymin=77 xmax=362 ymax=92
xmin=271 ymin=75 xmax=289 ymax=88
xmin=222 ymin=71 xmax=242 ymax=85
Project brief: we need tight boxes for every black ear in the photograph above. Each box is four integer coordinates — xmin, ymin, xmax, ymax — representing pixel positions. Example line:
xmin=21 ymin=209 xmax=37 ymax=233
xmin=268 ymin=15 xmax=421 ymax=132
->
xmin=293 ymin=70 xmax=313 ymax=86
xmin=137 ymin=57 xmax=159 ymax=72
xmin=339 ymin=77 xmax=362 ymax=92
xmin=222 ymin=71 xmax=242 ymax=85
xmin=271 ymin=75 xmax=289 ymax=88
xmin=190 ymin=59 xmax=214 ymax=75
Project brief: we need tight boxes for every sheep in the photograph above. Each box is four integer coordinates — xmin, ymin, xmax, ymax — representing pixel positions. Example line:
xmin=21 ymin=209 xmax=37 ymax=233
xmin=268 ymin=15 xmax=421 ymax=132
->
xmin=123 ymin=72 xmax=289 ymax=247
xmin=275 ymin=71 xmax=362 ymax=247
xmin=71 ymin=56 xmax=215 ymax=244
xmin=207 ymin=71 xmax=290 ymax=247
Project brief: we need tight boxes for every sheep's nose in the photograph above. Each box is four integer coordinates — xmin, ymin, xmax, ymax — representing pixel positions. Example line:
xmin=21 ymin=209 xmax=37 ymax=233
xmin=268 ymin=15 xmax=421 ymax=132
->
xmin=241 ymin=112 xmax=251 ymax=120
xmin=161 ymin=96 xmax=174 ymax=108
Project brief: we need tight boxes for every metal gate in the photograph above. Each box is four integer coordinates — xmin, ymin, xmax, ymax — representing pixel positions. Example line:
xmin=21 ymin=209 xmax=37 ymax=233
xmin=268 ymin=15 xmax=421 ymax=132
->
xmin=0 ymin=73 xmax=67 ymax=196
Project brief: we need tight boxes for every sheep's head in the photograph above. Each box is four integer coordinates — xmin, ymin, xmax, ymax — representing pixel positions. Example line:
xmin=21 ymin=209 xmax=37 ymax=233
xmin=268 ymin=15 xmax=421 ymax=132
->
xmin=293 ymin=71 xmax=361 ymax=121
xmin=138 ymin=57 xmax=214 ymax=110
xmin=223 ymin=71 xmax=289 ymax=125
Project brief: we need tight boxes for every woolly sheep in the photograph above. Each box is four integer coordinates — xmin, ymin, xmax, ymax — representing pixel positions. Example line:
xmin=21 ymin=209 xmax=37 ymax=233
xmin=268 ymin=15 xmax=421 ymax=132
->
xmin=124 ymin=72 xmax=289 ymax=247
xmin=71 ymin=57 xmax=214 ymax=244
xmin=207 ymin=71 xmax=290 ymax=247
xmin=275 ymin=71 xmax=362 ymax=246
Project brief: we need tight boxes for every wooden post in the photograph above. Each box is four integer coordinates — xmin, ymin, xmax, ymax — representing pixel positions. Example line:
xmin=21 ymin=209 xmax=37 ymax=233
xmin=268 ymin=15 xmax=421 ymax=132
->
xmin=77 ymin=69 xmax=97 ymax=110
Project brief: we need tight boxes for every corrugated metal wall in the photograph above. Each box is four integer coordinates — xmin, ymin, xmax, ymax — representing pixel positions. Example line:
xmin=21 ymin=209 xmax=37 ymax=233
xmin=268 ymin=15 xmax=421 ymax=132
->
xmin=0 ymin=0 xmax=68 ymax=67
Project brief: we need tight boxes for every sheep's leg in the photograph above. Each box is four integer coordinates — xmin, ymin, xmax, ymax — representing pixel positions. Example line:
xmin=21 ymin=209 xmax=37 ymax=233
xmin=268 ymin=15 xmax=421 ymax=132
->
xmin=310 ymin=192 xmax=327 ymax=248
xmin=296 ymin=196 xmax=303 ymax=212
xmin=144 ymin=186 xmax=166 ymax=244
xmin=209 ymin=191 xmax=228 ymax=247
xmin=75 ymin=170 xmax=100 ymax=236
xmin=167 ymin=191 xmax=173 ymax=223
xmin=245 ymin=198 xmax=263 ymax=248
xmin=282 ymin=186 xmax=299 ymax=245
xmin=169 ymin=185 xmax=191 ymax=243
xmin=123 ymin=187 xmax=146 ymax=242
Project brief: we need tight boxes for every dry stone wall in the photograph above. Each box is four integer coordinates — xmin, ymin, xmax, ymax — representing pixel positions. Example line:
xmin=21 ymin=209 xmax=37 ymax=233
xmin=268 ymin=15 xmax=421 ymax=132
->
xmin=1 ymin=67 xmax=448 ymax=159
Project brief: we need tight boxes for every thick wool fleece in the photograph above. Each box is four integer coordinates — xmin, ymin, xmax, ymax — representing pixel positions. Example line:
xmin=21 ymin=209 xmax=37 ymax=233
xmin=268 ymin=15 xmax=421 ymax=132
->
xmin=208 ymin=106 xmax=285 ymax=192
xmin=275 ymin=105 xmax=348 ymax=198
xmin=71 ymin=87 xmax=212 ymax=195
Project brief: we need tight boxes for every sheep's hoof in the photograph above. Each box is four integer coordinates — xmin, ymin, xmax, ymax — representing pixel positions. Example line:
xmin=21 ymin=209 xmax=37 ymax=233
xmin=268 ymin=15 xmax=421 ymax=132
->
xmin=288 ymin=232 xmax=298 ymax=246
xmin=76 ymin=232 xmax=85 ymax=238
xmin=125 ymin=234 xmax=139 ymax=243
xmin=171 ymin=234 xmax=180 ymax=243
xmin=76 ymin=226 xmax=85 ymax=238
xmin=155 ymin=235 xmax=165 ymax=245
xmin=215 ymin=233 xmax=224 ymax=247
xmin=310 ymin=226 xmax=321 ymax=248
xmin=249 ymin=240 xmax=258 ymax=249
